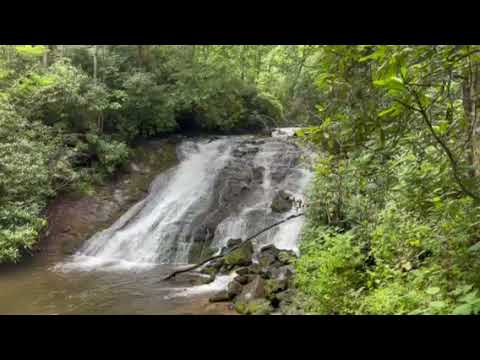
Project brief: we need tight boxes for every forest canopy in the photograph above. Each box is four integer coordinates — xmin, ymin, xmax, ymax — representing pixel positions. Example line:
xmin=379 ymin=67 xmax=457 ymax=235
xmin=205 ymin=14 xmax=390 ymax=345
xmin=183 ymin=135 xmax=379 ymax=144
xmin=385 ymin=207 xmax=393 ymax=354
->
xmin=1 ymin=45 xmax=480 ymax=315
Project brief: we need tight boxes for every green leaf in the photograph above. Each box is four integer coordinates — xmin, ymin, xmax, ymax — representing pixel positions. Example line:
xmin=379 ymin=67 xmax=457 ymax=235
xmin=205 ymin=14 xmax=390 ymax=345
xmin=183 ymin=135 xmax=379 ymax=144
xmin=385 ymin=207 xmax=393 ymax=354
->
xmin=452 ymin=304 xmax=472 ymax=315
xmin=429 ymin=301 xmax=446 ymax=310
xmin=359 ymin=46 xmax=385 ymax=62
xmin=426 ymin=287 xmax=440 ymax=295
xmin=373 ymin=76 xmax=405 ymax=92
xmin=468 ymin=242 xmax=480 ymax=253
xmin=378 ymin=107 xmax=397 ymax=118
xmin=15 ymin=45 xmax=47 ymax=57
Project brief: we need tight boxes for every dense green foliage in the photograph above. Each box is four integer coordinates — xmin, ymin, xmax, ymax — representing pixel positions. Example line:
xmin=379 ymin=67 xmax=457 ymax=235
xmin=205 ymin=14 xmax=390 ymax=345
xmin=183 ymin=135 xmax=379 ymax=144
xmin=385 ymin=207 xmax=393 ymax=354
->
xmin=294 ymin=45 xmax=480 ymax=315
xmin=0 ymin=45 xmax=295 ymax=263
xmin=3 ymin=44 xmax=480 ymax=316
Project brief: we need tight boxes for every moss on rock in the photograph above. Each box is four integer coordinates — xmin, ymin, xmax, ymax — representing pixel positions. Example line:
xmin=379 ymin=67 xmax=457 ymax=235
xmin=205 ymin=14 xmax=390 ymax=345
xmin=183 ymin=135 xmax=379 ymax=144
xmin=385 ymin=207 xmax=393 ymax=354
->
xmin=223 ymin=240 xmax=254 ymax=268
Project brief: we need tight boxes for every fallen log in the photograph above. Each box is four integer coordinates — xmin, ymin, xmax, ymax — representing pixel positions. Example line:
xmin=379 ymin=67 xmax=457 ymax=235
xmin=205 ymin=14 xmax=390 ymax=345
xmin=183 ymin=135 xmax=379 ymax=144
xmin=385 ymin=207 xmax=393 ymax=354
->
xmin=162 ymin=212 xmax=304 ymax=281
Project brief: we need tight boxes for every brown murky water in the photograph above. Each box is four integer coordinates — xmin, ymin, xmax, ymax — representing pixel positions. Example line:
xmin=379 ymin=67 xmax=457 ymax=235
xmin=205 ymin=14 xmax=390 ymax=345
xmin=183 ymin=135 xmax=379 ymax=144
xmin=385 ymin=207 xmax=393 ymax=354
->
xmin=0 ymin=254 xmax=235 ymax=315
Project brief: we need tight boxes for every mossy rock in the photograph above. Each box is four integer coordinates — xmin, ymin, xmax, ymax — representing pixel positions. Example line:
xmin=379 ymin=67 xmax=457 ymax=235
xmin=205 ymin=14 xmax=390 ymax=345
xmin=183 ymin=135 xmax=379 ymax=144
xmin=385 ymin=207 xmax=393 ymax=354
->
xmin=201 ymin=258 xmax=224 ymax=276
xmin=236 ymin=263 xmax=262 ymax=276
xmin=271 ymin=190 xmax=293 ymax=213
xmin=234 ymin=275 xmax=251 ymax=285
xmin=258 ymin=252 xmax=276 ymax=268
xmin=223 ymin=240 xmax=253 ymax=268
xmin=200 ymin=275 xmax=215 ymax=285
xmin=234 ymin=298 xmax=273 ymax=315
xmin=265 ymin=278 xmax=289 ymax=300
xmin=227 ymin=280 xmax=244 ymax=298
xmin=277 ymin=250 xmax=297 ymax=265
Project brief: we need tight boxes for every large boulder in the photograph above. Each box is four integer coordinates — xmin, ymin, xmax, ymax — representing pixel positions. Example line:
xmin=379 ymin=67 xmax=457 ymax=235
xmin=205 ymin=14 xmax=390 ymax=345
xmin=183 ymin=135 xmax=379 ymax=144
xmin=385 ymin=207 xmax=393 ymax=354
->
xmin=223 ymin=240 xmax=254 ymax=268
xmin=265 ymin=264 xmax=295 ymax=281
xmin=209 ymin=290 xmax=233 ymax=303
xmin=227 ymin=280 xmax=243 ymax=298
xmin=234 ymin=275 xmax=251 ymax=285
xmin=201 ymin=258 xmax=224 ymax=276
xmin=258 ymin=251 xmax=277 ymax=268
xmin=275 ymin=289 xmax=298 ymax=310
xmin=220 ymin=238 xmax=243 ymax=255
xmin=260 ymin=244 xmax=281 ymax=257
xmin=235 ymin=267 xmax=252 ymax=276
xmin=235 ymin=275 xmax=266 ymax=302
xmin=277 ymin=249 xmax=297 ymax=265
xmin=265 ymin=278 xmax=289 ymax=300
xmin=227 ymin=238 xmax=243 ymax=248
xmin=234 ymin=298 xmax=273 ymax=315
xmin=271 ymin=190 xmax=293 ymax=213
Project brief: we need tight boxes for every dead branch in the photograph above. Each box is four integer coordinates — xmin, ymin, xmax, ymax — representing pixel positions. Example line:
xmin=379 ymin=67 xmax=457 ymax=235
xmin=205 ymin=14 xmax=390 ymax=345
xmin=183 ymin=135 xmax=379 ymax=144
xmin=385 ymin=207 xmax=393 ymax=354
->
xmin=162 ymin=212 xmax=305 ymax=281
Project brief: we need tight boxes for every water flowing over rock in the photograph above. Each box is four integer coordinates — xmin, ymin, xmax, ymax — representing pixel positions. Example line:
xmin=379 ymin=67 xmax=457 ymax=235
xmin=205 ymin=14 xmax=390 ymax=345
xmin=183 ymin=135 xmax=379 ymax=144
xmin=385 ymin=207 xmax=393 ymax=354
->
xmin=60 ymin=132 xmax=312 ymax=272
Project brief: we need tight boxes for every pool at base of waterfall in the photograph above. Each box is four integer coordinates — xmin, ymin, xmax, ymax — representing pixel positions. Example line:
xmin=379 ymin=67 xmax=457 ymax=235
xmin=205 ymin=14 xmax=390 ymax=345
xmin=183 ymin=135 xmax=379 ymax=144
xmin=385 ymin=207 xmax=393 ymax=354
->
xmin=0 ymin=256 xmax=237 ymax=314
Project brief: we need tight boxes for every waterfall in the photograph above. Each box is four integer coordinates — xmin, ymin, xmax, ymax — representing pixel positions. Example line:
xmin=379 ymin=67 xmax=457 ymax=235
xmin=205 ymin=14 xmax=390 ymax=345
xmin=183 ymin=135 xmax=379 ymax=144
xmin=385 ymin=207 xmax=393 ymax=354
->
xmin=60 ymin=132 xmax=312 ymax=272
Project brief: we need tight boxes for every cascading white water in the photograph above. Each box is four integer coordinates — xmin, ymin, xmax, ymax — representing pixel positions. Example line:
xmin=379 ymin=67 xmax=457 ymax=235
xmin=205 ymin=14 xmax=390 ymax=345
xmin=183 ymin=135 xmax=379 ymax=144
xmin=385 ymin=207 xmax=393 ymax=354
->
xmin=210 ymin=137 xmax=312 ymax=254
xmin=61 ymin=138 xmax=237 ymax=271
xmin=60 ymin=131 xmax=312 ymax=273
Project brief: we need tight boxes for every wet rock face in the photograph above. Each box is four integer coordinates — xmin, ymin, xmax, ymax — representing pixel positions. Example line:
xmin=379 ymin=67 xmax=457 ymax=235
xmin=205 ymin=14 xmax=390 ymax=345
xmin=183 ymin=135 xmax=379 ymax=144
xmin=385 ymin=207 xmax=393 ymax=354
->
xmin=187 ymin=136 xmax=303 ymax=263
xmin=189 ymin=138 xmax=301 ymax=262
xmin=271 ymin=190 xmax=293 ymax=213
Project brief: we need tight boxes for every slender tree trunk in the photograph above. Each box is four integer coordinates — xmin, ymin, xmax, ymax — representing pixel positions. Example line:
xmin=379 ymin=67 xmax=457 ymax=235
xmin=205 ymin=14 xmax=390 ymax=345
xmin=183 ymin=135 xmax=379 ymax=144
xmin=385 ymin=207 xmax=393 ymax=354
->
xmin=463 ymin=60 xmax=480 ymax=177
xmin=137 ymin=45 xmax=149 ymax=69
xmin=92 ymin=45 xmax=97 ymax=84
xmin=97 ymin=112 xmax=104 ymax=134
xmin=42 ymin=47 xmax=48 ymax=69
xmin=240 ymin=45 xmax=246 ymax=81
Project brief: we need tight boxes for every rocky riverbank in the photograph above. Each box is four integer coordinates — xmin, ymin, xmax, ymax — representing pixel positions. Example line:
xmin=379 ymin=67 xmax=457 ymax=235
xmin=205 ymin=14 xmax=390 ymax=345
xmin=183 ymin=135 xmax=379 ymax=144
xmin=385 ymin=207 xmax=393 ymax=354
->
xmin=203 ymin=240 xmax=302 ymax=315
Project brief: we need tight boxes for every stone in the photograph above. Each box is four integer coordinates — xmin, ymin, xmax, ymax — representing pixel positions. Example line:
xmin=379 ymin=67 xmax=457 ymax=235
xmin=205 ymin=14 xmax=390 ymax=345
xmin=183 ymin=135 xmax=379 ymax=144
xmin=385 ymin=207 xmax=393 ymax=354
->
xmin=277 ymin=249 xmax=297 ymax=265
xmin=258 ymin=252 xmax=277 ymax=268
xmin=234 ymin=275 xmax=250 ymax=285
xmin=209 ymin=290 xmax=232 ymax=303
xmin=201 ymin=258 xmax=224 ymax=276
xmin=276 ymin=289 xmax=297 ymax=303
xmin=236 ymin=275 xmax=266 ymax=303
xmin=223 ymin=240 xmax=254 ymax=268
xmin=253 ymin=167 xmax=265 ymax=182
xmin=260 ymin=244 xmax=281 ymax=256
xmin=234 ymin=298 xmax=273 ymax=315
xmin=200 ymin=275 xmax=216 ymax=285
xmin=265 ymin=278 xmax=289 ymax=300
xmin=246 ymin=263 xmax=262 ymax=274
xmin=270 ymin=265 xmax=295 ymax=281
xmin=235 ymin=267 xmax=251 ymax=276
xmin=276 ymin=289 xmax=298 ymax=310
xmin=226 ymin=238 xmax=242 ymax=249
xmin=227 ymin=280 xmax=243 ymax=298
xmin=271 ymin=190 xmax=293 ymax=213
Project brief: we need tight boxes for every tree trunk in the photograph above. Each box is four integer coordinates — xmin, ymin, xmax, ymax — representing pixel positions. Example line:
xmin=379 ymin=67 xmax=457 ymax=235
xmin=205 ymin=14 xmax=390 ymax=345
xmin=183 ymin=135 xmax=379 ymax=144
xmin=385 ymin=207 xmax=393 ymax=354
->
xmin=42 ymin=47 xmax=48 ymax=69
xmin=137 ymin=45 xmax=147 ymax=69
xmin=92 ymin=45 xmax=97 ymax=84
xmin=463 ymin=61 xmax=480 ymax=177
